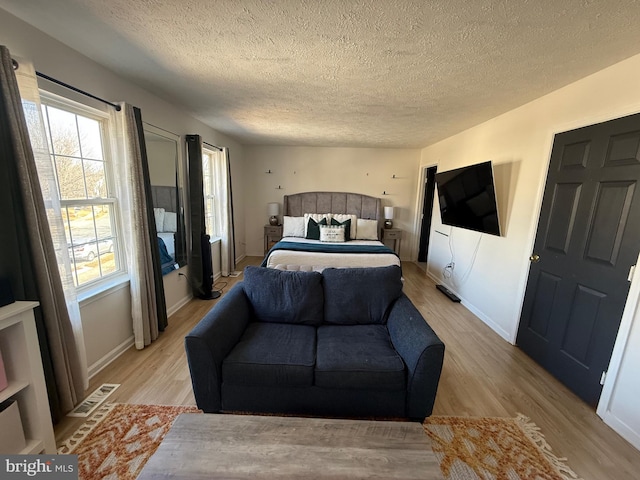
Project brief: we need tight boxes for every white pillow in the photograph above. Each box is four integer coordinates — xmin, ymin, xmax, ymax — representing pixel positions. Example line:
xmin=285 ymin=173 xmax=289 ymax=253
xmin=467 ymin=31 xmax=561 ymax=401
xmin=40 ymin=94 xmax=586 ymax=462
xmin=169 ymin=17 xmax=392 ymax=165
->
xmin=303 ymin=213 xmax=332 ymax=237
xmin=163 ymin=212 xmax=177 ymax=232
xmin=331 ymin=213 xmax=357 ymax=240
xmin=319 ymin=225 xmax=345 ymax=243
xmin=356 ymin=219 xmax=379 ymax=240
xmin=282 ymin=216 xmax=305 ymax=237
xmin=153 ymin=208 xmax=165 ymax=232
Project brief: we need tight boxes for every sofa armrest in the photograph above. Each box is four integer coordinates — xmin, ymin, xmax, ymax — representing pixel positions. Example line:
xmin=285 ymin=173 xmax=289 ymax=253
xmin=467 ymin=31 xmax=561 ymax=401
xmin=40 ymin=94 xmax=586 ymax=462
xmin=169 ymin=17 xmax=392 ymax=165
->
xmin=387 ymin=294 xmax=445 ymax=420
xmin=184 ymin=282 xmax=251 ymax=412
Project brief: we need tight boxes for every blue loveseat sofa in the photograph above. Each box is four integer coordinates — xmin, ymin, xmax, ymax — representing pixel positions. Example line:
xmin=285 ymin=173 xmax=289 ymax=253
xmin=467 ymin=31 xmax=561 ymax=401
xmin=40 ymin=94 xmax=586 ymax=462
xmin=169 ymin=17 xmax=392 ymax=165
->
xmin=185 ymin=265 xmax=445 ymax=421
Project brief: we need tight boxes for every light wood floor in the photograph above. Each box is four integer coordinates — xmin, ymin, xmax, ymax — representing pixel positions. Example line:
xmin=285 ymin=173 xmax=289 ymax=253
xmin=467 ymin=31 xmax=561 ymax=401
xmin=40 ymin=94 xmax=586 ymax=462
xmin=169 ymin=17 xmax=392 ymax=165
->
xmin=55 ymin=258 xmax=640 ymax=479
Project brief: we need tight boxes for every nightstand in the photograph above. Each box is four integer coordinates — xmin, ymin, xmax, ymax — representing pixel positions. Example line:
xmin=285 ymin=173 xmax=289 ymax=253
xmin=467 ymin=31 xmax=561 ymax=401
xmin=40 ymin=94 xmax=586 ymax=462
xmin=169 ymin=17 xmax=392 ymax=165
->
xmin=264 ymin=225 xmax=283 ymax=254
xmin=381 ymin=228 xmax=402 ymax=255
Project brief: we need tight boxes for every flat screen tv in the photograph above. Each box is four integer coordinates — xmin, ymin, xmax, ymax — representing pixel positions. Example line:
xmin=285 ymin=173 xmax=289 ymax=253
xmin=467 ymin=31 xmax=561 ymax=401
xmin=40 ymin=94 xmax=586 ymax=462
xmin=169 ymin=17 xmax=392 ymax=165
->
xmin=435 ymin=160 xmax=501 ymax=236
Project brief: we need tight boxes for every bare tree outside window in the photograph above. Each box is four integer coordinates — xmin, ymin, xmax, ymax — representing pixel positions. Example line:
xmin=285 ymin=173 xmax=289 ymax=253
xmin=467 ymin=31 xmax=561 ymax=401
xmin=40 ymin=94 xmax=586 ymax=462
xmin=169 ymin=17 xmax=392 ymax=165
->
xmin=41 ymin=102 xmax=121 ymax=287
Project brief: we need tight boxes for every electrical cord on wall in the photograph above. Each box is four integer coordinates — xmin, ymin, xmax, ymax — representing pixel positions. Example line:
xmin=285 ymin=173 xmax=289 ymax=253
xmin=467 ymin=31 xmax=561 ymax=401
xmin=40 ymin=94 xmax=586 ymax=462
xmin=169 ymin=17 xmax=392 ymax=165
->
xmin=442 ymin=229 xmax=456 ymax=280
xmin=441 ymin=230 xmax=482 ymax=287
xmin=443 ymin=262 xmax=455 ymax=279
xmin=457 ymin=234 xmax=482 ymax=285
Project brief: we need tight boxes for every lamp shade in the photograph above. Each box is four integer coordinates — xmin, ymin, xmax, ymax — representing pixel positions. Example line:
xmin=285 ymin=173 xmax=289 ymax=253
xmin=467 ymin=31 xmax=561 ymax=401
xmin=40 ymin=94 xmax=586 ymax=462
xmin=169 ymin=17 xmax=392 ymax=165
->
xmin=267 ymin=202 xmax=280 ymax=216
xmin=384 ymin=206 xmax=394 ymax=219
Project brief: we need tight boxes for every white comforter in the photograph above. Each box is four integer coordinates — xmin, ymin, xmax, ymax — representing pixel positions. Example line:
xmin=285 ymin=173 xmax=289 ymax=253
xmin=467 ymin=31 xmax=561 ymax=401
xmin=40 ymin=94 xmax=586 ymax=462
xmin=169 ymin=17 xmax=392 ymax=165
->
xmin=265 ymin=237 xmax=400 ymax=269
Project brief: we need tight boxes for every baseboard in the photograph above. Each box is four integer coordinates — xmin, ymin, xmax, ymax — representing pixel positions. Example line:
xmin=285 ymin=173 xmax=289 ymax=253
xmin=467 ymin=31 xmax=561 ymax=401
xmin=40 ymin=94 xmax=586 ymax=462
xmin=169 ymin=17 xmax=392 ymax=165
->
xmin=460 ymin=296 xmax=513 ymax=344
xmin=167 ymin=293 xmax=193 ymax=317
xmin=425 ymin=270 xmax=513 ymax=344
xmin=88 ymin=335 xmax=134 ymax=379
xmin=598 ymin=411 xmax=640 ymax=451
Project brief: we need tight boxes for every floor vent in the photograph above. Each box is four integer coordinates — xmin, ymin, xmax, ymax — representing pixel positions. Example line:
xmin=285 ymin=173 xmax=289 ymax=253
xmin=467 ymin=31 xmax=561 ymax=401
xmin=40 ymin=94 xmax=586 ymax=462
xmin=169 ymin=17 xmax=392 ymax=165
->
xmin=68 ymin=383 xmax=120 ymax=417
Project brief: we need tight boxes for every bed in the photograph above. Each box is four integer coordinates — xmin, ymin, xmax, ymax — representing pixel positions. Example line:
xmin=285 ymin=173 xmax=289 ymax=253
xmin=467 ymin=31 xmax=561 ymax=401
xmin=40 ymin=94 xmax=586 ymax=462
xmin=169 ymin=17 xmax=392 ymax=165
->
xmin=263 ymin=191 xmax=401 ymax=270
xmin=152 ymin=185 xmax=179 ymax=274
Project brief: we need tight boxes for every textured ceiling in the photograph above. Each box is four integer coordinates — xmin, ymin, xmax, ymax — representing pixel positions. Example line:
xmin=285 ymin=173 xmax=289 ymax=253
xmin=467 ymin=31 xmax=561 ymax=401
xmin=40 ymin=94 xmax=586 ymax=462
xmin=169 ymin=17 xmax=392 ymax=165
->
xmin=3 ymin=0 xmax=640 ymax=148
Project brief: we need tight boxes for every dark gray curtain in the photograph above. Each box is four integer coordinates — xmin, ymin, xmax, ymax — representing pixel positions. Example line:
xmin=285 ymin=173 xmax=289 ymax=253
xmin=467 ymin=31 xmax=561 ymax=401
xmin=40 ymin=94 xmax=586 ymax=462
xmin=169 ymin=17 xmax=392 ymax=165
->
xmin=0 ymin=78 xmax=61 ymax=421
xmin=186 ymin=134 xmax=210 ymax=298
xmin=225 ymin=148 xmax=237 ymax=273
xmin=0 ymin=46 xmax=84 ymax=421
xmin=133 ymin=107 xmax=168 ymax=331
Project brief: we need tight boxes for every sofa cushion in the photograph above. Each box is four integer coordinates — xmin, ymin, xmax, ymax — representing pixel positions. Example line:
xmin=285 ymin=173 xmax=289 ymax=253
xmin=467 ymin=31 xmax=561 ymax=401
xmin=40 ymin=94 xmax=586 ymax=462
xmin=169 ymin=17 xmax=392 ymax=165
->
xmin=243 ymin=266 xmax=324 ymax=325
xmin=223 ymin=323 xmax=316 ymax=388
xmin=315 ymin=325 xmax=405 ymax=391
xmin=322 ymin=265 xmax=403 ymax=325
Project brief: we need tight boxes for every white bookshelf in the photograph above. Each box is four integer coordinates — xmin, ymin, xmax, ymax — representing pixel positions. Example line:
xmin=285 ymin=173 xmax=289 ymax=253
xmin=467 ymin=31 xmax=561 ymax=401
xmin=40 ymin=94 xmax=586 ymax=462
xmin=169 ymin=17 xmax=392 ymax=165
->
xmin=0 ymin=301 xmax=56 ymax=454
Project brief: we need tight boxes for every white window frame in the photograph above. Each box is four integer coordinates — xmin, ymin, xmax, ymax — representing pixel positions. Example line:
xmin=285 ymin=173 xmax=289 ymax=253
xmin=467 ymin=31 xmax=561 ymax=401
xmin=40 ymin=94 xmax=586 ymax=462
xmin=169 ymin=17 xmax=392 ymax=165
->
xmin=202 ymin=147 xmax=217 ymax=238
xmin=39 ymin=91 xmax=126 ymax=294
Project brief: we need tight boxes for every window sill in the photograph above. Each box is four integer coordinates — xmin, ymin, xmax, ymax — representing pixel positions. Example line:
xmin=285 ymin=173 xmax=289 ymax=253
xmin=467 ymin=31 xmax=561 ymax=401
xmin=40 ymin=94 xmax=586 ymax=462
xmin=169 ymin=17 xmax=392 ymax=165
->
xmin=77 ymin=274 xmax=130 ymax=307
xmin=210 ymin=236 xmax=222 ymax=244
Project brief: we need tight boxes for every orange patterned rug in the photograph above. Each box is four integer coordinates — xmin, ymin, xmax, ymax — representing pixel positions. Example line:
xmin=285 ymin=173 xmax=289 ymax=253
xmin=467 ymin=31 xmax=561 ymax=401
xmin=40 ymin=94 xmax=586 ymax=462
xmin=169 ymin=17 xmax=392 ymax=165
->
xmin=59 ymin=404 xmax=581 ymax=480
xmin=424 ymin=414 xmax=582 ymax=480
xmin=58 ymin=403 xmax=199 ymax=480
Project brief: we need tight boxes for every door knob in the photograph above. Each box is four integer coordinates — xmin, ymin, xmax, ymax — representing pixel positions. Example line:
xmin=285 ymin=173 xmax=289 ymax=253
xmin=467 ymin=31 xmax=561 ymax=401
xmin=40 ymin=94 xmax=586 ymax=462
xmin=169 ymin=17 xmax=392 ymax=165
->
xmin=529 ymin=254 xmax=540 ymax=263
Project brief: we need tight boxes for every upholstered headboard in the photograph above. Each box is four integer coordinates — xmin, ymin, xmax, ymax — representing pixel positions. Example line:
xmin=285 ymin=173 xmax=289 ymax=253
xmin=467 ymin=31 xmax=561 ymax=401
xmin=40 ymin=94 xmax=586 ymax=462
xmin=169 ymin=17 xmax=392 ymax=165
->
xmin=151 ymin=185 xmax=177 ymax=212
xmin=283 ymin=191 xmax=383 ymax=231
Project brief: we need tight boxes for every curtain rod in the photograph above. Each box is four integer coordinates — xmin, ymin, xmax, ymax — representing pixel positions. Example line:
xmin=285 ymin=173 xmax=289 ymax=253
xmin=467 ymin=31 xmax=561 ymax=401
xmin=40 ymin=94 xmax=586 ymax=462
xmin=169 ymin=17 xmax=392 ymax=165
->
xmin=12 ymin=58 xmax=121 ymax=112
xmin=203 ymin=141 xmax=223 ymax=151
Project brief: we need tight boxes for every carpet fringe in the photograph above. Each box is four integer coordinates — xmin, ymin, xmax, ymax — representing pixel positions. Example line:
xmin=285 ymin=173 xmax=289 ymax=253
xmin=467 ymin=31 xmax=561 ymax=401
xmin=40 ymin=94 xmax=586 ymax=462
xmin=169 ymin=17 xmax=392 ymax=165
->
xmin=515 ymin=413 xmax=584 ymax=480
xmin=58 ymin=403 xmax=117 ymax=454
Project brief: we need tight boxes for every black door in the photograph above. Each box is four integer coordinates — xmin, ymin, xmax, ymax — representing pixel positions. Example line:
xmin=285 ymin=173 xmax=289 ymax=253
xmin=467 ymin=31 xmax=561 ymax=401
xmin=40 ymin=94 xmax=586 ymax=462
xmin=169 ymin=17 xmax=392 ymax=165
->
xmin=418 ymin=167 xmax=437 ymax=262
xmin=517 ymin=112 xmax=640 ymax=406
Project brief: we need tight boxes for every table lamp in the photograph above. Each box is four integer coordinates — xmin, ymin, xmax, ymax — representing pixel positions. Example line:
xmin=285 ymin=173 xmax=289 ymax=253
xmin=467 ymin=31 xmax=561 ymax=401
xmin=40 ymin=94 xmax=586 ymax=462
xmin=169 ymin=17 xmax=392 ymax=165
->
xmin=384 ymin=206 xmax=394 ymax=229
xmin=268 ymin=202 xmax=280 ymax=226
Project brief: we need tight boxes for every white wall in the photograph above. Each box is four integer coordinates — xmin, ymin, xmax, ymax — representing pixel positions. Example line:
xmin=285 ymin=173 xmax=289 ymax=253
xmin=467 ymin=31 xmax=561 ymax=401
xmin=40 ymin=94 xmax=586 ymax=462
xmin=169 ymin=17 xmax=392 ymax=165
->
xmin=0 ymin=9 xmax=246 ymax=373
xmin=420 ymin=53 xmax=640 ymax=448
xmin=243 ymin=146 xmax=421 ymax=259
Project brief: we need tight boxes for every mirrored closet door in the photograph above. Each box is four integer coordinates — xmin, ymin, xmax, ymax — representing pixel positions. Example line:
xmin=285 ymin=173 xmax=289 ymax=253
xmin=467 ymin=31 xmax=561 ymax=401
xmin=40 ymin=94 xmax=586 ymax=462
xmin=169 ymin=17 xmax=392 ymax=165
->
xmin=143 ymin=124 xmax=187 ymax=274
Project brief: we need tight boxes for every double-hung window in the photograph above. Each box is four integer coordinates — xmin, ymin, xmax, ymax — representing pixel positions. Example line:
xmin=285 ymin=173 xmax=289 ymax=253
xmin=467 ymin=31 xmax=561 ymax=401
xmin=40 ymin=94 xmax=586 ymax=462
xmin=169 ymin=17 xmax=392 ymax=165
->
xmin=202 ymin=147 xmax=217 ymax=238
xmin=40 ymin=94 xmax=123 ymax=288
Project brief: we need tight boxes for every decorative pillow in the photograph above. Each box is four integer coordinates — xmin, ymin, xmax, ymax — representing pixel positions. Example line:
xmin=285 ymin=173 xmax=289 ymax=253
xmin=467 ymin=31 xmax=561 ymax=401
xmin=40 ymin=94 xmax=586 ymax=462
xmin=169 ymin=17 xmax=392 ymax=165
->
xmin=282 ymin=216 xmax=305 ymax=237
xmin=330 ymin=218 xmax=352 ymax=241
xmin=322 ymin=265 xmax=403 ymax=325
xmin=163 ymin=212 xmax=177 ymax=232
xmin=320 ymin=225 xmax=345 ymax=243
xmin=153 ymin=208 xmax=165 ymax=233
xmin=356 ymin=218 xmax=379 ymax=240
xmin=306 ymin=217 xmax=328 ymax=240
xmin=243 ymin=266 xmax=324 ymax=325
xmin=331 ymin=213 xmax=357 ymax=239
xmin=304 ymin=213 xmax=331 ymax=237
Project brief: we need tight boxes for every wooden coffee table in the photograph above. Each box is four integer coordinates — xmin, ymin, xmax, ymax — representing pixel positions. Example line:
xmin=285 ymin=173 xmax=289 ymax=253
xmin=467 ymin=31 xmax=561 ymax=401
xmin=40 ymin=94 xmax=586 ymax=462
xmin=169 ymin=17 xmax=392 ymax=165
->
xmin=137 ymin=413 xmax=440 ymax=479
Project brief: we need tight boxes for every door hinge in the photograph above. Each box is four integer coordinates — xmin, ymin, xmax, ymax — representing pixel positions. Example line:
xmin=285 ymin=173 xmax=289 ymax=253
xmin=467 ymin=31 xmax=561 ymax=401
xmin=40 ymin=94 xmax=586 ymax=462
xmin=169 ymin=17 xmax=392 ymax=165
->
xmin=629 ymin=265 xmax=636 ymax=282
xmin=600 ymin=371 xmax=607 ymax=385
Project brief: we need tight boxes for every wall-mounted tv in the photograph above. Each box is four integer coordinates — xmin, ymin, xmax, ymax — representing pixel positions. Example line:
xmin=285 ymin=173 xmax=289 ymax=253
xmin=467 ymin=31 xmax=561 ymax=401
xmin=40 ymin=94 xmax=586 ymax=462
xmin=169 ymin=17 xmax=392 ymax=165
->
xmin=435 ymin=160 xmax=501 ymax=236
